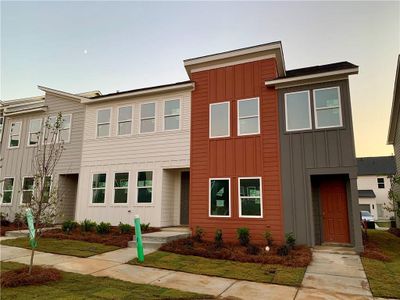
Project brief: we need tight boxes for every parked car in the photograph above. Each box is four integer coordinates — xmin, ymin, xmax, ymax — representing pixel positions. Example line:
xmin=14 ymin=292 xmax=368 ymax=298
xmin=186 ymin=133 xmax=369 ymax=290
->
xmin=361 ymin=211 xmax=375 ymax=222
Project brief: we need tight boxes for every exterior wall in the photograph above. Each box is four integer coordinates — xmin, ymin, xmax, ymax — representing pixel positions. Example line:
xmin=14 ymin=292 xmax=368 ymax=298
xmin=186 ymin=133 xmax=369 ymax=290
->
xmin=393 ymin=112 xmax=400 ymax=226
xmin=75 ymin=90 xmax=191 ymax=227
xmin=189 ymin=59 xmax=284 ymax=244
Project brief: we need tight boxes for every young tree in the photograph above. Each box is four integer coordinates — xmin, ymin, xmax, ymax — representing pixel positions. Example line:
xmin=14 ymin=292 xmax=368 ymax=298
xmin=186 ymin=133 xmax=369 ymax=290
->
xmin=384 ymin=175 xmax=400 ymax=227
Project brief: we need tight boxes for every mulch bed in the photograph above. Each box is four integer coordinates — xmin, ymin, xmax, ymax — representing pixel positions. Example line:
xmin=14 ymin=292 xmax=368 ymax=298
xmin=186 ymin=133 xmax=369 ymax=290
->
xmin=0 ymin=224 xmax=28 ymax=236
xmin=361 ymin=237 xmax=391 ymax=262
xmin=1 ymin=266 xmax=62 ymax=288
xmin=160 ymin=238 xmax=312 ymax=267
xmin=41 ymin=226 xmax=160 ymax=248
xmin=388 ymin=227 xmax=400 ymax=238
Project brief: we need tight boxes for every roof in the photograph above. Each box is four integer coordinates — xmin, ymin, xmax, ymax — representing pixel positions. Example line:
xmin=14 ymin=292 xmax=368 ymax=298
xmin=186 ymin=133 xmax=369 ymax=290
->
xmin=357 ymin=156 xmax=397 ymax=176
xmin=358 ymin=190 xmax=376 ymax=198
xmin=387 ymin=55 xmax=400 ymax=144
xmin=284 ymin=62 xmax=358 ymax=78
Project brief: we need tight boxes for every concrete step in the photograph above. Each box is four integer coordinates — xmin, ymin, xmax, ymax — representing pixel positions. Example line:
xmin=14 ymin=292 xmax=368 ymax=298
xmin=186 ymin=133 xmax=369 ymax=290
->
xmin=161 ymin=226 xmax=191 ymax=233
xmin=128 ymin=240 xmax=164 ymax=249
xmin=128 ymin=230 xmax=190 ymax=249
xmin=313 ymin=245 xmax=357 ymax=255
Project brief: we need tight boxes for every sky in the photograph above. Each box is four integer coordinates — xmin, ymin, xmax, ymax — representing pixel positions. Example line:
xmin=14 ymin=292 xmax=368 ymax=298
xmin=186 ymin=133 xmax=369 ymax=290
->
xmin=1 ymin=1 xmax=399 ymax=157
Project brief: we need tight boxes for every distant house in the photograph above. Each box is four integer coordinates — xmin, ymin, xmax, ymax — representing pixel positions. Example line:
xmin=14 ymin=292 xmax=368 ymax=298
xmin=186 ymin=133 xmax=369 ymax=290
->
xmin=357 ymin=156 xmax=396 ymax=220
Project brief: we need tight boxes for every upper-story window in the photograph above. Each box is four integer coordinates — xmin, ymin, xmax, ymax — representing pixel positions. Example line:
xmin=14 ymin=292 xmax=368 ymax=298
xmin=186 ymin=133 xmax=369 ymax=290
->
xmin=59 ymin=115 xmax=72 ymax=142
xmin=313 ymin=87 xmax=342 ymax=129
xmin=164 ymin=99 xmax=180 ymax=130
xmin=118 ymin=106 xmax=132 ymax=135
xmin=9 ymin=121 xmax=22 ymax=148
xmin=140 ymin=103 xmax=155 ymax=133
xmin=377 ymin=178 xmax=385 ymax=189
xmin=28 ymin=119 xmax=42 ymax=146
xmin=238 ymin=98 xmax=260 ymax=135
xmin=210 ymin=102 xmax=230 ymax=138
xmin=285 ymin=91 xmax=312 ymax=132
xmin=0 ymin=116 xmax=4 ymax=142
xmin=97 ymin=109 xmax=111 ymax=138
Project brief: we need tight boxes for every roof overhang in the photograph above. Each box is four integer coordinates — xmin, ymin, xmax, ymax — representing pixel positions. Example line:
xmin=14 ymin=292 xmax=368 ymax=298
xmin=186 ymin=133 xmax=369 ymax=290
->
xmin=387 ymin=55 xmax=400 ymax=145
xmin=184 ymin=42 xmax=286 ymax=78
xmin=38 ymin=86 xmax=89 ymax=102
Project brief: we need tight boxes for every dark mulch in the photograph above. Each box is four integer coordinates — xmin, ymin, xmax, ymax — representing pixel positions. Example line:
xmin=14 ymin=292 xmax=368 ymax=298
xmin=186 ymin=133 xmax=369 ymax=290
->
xmin=159 ymin=238 xmax=312 ymax=267
xmin=0 ymin=224 xmax=28 ymax=236
xmin=388 ymin=227 xmax=400 ymax=238
xmin=0 ymin=266 xmax=62 ymax=288
xmin=41 ymin=226 xmax=160 ymax=248
xmin=361 ymin=237 xmax=391 ymax=262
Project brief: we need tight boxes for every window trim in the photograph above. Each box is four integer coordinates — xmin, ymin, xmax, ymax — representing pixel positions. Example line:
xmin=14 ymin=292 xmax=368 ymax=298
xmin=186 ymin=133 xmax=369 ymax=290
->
xmin=0 ymin=116 xmax=4 ymax=142
xmin=59 ymin=114 xmax=72 ymax=143
xmin=117 ymin=105 xmax=133 ymax=136
xmin=163 ymin=99 xmax=181 ymax=131
xmin=377 ymin=177 xmax=385 ymax=189
xmin=237 ymin=97 xmax=260 ymax=136
xmin=91 ymin=173 xmax=107 ymax=206
xmin=112 ymin=171 xmax=130 ymax=205
xmin=238 ymin=177 xmax=263 ymax=218
xmin=20 ymin=176 xmax=34 ymax=205
xmin=1 ymin=177 xmax=14 ymax=206
xmin=209 ymin=101 xmax=230 ymax=139
xmin=96 ymin=108 xmax=112 ymax=138
xmin=27 ymin=118 xmax=43 ymax=147
xmin=313 ymin=86 xmax=343 ymax=129
xmin=208 ymin=177 xmax=231 ymax=218
xmin=8 ymin=121 xmax=22 ymax=149
xmin=140 ymin=102 xmax=156 ymax=134
xmin=136 ymin=170 xmax=154 ymax=205
xmin=284 ymin=90 xmax=312 ymax=132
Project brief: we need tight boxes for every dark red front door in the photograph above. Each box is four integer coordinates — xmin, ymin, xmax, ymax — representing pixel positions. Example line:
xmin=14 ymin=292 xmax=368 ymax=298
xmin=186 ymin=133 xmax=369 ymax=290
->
xmin=320 ymin=178 xmax=350 ymax=243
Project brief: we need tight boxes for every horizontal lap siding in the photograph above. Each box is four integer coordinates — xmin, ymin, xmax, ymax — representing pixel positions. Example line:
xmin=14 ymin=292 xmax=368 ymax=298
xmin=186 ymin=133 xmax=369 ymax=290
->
xmin=190 ymin=59 xmax=284 ymax=244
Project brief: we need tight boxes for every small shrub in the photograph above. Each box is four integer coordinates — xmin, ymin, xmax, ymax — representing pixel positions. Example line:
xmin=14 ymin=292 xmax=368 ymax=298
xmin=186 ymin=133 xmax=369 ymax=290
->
xmin=264 ymin=230 xmax=273 ymax=246
xmin=214 ymin=229 xmax=223 ymax=247
xmin=277 ymin=245 xmax=289 ymax=256
xmin=62 ymin=220 xmax=78 ymax=233
xmin=237 ymin=227 xmax=250 ymax=246
xmin=96 ymin=222 xmax=111 ymax=234
xmin=119 ymin=222 xmax=133 ymax=234
xmin=80 ymin=219 xmax=97 ymax=232
xmin=14 ymin=212 xmax=27 ymax=226
xmin=140 ymin=223 xmax=150 ymax=232
xmin=0 ymin=212 xmax=10 ymax=226
xmin=184 ymin=238 xmax=194 ymax=249
xmin=246 ymin=244 xmax=260 ymax=255
xmin=194 ymin=226 xmax=204 ymax=242
xmin=285 ymin=232 xmax=296 ymax=248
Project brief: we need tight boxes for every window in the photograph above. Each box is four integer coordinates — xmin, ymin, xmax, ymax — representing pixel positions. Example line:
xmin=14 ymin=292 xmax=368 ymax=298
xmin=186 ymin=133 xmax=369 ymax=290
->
xmin=118 ymin=106 xmax=132 ymax=135
xmin=9 ymin=121 xmax=21 ymax=148
xmin=97 ymin=109 xmax=111 ymax=137
xmin=313 ymin=87 xmax=342 ymax=129
xmin=92 ymin=174 xmax=106 ymax=204
xmin=285 ymin=91 xmax=312 ymax=131
xmin=1 ymin=178 xmax=14 ymax=204
xmin=140 ymin=103 xmax=155 ymax=133
xmin=164 ymin=99 xmax=180 ymax=130
xmin=0 ymin=116 xmax=4 ymax=142
xmin=21 ymin=177 xmax=34 ymax=204
xmin=114 ymin=173 xmax=129 ymax=204
xmin=239 ymin=178 xmax=262 ymax=217
xmin=59 ymin=115 xmax=71 ymax=142
xmin=238 ymin=98 xmax=260 ymax=135
xmin=377 ymin=178 xmax=385 ymax=189
xmin=209 ymin=178 xmax=230 ymax=217
xmin=42 ymin=176 xmax=52 ymax=202
xmin=210 ymin=102 xmax=230 ymax=138
xmin=137 ymin=171 xmax=153 ymax=203
xmin=28 ymin=119 xmax=42 ymax=146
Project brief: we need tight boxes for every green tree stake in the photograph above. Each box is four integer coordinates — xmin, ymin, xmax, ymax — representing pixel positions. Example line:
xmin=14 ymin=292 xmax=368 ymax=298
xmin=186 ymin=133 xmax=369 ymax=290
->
xmin=134 ymin=215 xmax=144 ymax=262
xmin=26 ymin=208 xmax=37 ymax=249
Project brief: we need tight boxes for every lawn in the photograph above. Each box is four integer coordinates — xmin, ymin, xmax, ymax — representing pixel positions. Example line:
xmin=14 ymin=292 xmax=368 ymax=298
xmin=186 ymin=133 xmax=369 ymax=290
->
xmin=361 ymin=230 xmax=400 ymax=299
xmin=0 ymin=262 xmax=211 ymax=300
xmin=130 ymin=251 xmax=306 ymax=286
xmin=1 ymin=237 xmax=120 ymax=257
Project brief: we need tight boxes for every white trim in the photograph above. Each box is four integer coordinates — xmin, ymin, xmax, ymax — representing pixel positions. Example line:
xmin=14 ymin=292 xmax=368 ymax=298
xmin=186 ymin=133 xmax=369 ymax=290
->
xmin=60 ymin=114 xmax=72 ymax=143
xmin=139 ymin=102 xmax=156 ymax=134
xmin=209 ymin=101 xmax=230 ymax=138
xmin=209 ymin=177 xmax=231 ymax=218
xmin=313 ymin=86 xmax=343 ymax=129
xmin=0 ymin=116 xmax=3 ymax=142
xmin=136 ymin=170 xmax=154 ymax=205
xmin=238 ymin=177 xmax=263 ymax=218
xmin=8 ymin=121 xmax=22 ymax=149
xmin=4 ymin=107 xmax=47 ymax=117
xmin=117 ymin=105 xmax=133 ymax=136
xmin=20 ymin=176 xmax=34 ymax=205
xmin=96 ymin=108 xmax=112 ymax=138
xmin=237 ymin=97 xmax=260 ymax=136
xmin=90 ymin=173 xmax=107 ymax=206
xmin=38 ymin=85 xmax=88 ymax=102
xmin=112 ymin=171 xmax=130 ymax=205
xmin=284 ymin=90 xmax=312 ymax=132
xmin=163 ymin=99 xmax=181 ymax=131
xmin=27 ymin=118 xmax=43 ymax=147
xmin=0 ymin=177 xmax=14 ymax=206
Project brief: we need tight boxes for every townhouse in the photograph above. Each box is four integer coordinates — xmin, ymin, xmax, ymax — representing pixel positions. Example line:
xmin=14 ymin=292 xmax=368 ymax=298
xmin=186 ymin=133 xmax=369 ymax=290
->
xmin=1 ymin=41 xmax=363 ymax=250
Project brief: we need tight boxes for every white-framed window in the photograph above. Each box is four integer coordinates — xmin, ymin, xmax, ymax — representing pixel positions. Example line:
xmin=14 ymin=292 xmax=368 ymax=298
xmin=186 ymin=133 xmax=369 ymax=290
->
xmin=210 ymin=102 xmax=230 ymax=138
xmin=313 ymin=87 xmax=342 ymax=129
xmin=0 ymin=116 xmax=4 ymax=142
xmin=97 ymin=109 xmax=111 ymax=138
xmin=140 ymin=103 xmax=156 ymax=133
xmin=1 ymin=177 xmax=14 ymax=205
xmin=113 ymin=172 xmax=129 ymax=204
xmin=164 ymin=99 xmax=180 ymax=130
xmin=137 ymin=171 xmax=153 ymax=203
xmin=377 ymin=178 xmax=385 ymax=189
xmin=92 ymin=173 xmax=107 ymax=204
xmin=21 ymin=177 xmax=34 ymax=205
xmin=237 ymin=98 xmax=260 ymax=136
xmin=209 ymin=178 xmax=231 ymax=217
xmin=59 ymin=114 xmax=72 ymax=142
xmin=238 ymin=177 xmax=263 ymax=218
xmin=28 ymin=118 xmax=42 ymax=146
xmin=118 ymin=106 xmax=132 ymax=136
xmin=284 ymin=91 xmax=312 ymax=132
xmin=9 ymin=121 xmax=22 ymax=148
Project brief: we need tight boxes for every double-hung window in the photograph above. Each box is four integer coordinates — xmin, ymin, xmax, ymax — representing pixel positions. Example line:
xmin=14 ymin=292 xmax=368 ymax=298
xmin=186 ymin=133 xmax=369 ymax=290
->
xmin=97 ymin=109 xmax=111 ymax=137
xmin=0 ymin=116 xmax=4 ymax=142
xmin=210 ymin=102 xmax=230 ymax=138
xmin=118 ymin=106 xmax=132 ymax=135
xmin=114 ymin=173 xmax=129 ymax=204
xmin=239 ymin=177 xmax=262 ymax=217
xmin=1 ymin=178 xmax=14 ymax=204
xmin=21 ymin=177 xmax=34 ymax=204
xmin=209 ymin=178 xmax=230 ymax=217
xmin=285 ymin=91 xmax=312 ymax=132
xmin=313 ymin=87 xmax=342 ymax=129
xmin=137 ymin=171 xmax=153 ymax=203
xmin=164 ymin=99 xmax=180 ymax=130
xmin=92 ymin=174 xmax=106 ymax=204
xmin=28 ymin=119 xmax=42 ymax=146
xmin=238 ymin=98 xmax=260 ymax=135
xmin=377 ymin=178 xmax=385 ymax=189
xmin=9 ymin=122 xmax=22 ymax=148
xmin=59 ymin=115 xmax=71 ymax=142
xmin=140 ymin=103 xmax=155 ymax=133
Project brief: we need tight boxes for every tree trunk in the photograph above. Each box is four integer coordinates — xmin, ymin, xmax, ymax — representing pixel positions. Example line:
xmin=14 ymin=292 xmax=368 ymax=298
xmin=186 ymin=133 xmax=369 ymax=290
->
xmin=28 ymin=247 xmax=35 ymax=275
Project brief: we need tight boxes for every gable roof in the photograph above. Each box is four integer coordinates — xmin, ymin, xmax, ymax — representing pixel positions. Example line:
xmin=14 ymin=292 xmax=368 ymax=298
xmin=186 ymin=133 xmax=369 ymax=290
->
xmin=388 ymin=55 xmax=400 ymax=144
xmin=357 ymin=156 xmax=396 ymax=176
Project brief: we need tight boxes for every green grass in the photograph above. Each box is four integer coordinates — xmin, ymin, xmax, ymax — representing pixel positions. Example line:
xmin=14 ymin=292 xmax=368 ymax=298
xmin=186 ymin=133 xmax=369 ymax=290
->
xmin=130 ymin=251 xmax=305 ymax=287
xmin=1 ymin=237 xmax=120 ymax=257
xmin=0 ymin=261 xmax=211 ymax=300
xmin=375 ymin=221 xmax=390 ymax=228
xmin=361 ymin=230 xmax=400 ymax=299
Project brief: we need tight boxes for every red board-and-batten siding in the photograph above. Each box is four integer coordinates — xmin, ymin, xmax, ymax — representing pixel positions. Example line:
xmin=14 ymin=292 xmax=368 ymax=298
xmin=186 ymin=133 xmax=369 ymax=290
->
xmin=190 ymin=58 xmax=284 ymax=244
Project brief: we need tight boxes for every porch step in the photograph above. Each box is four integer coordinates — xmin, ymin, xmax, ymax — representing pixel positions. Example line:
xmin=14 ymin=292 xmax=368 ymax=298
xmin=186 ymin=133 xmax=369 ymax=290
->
xmin=5 ymin=226 xmax=60 ymax=238
xmin=128 ymin=230 xmax=190 ymax=249
xmin=313 ymin=245 xmax=357 ymax=255
xmin=160 ymin=226 xmax=191 ymax=233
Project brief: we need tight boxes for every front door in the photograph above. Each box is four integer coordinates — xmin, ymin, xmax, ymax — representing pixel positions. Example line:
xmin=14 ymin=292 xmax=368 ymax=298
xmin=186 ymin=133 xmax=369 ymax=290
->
xmin=180 ymin=171 xmax=190 ymax=225
xmin=320 ymin=178 xmax=350 ymax=243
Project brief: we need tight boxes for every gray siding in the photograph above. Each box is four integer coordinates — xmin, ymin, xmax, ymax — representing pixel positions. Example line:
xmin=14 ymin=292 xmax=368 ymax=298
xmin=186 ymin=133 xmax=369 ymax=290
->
xmin=394 ymin=111 xmax=400 ymax=226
